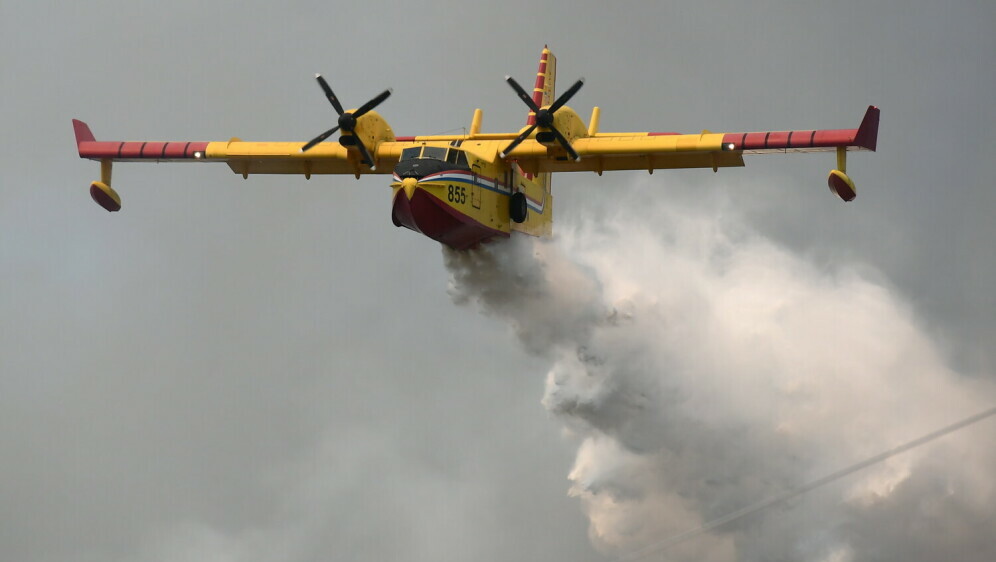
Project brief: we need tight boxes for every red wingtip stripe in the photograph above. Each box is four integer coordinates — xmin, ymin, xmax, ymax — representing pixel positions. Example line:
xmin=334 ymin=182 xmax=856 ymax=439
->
xmin=77 ymin=140 xmax=210 ymax=160
xmin=720 ymin=107 xmax=880 ymax=152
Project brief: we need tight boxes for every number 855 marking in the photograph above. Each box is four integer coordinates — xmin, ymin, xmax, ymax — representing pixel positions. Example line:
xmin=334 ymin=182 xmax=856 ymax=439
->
xmin=447 ymin=185 xmax=467 ymax=204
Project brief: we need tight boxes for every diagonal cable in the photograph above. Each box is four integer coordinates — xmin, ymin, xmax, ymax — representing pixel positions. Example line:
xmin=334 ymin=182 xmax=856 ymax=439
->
xmin=612 ymin=404 xmax=996 ymax=562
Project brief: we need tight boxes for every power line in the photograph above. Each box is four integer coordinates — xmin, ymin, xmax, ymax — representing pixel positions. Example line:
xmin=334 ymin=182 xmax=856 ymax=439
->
xmin=612 ymin=405 xmax=996 ymax=562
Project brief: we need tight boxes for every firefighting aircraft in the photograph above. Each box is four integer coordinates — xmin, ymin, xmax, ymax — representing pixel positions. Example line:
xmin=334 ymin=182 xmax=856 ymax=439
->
xmin=74 ymin=46 xmax=879 ymax=250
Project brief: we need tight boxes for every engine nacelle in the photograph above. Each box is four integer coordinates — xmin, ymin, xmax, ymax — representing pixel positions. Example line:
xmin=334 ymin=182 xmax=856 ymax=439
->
xmin=348 ymin=110 xmax=395 ymax=148
xmin=535 ymin=106 xmax=587 ymax=148
xmin=828 ymin=169 xmax=856 ymax=202
xmin=90 ymin=181 xmax=121 ymax=212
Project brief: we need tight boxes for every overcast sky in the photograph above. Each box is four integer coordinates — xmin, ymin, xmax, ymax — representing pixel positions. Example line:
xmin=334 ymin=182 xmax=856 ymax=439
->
xmin=2 ymin=1 xmax=994 ymax=561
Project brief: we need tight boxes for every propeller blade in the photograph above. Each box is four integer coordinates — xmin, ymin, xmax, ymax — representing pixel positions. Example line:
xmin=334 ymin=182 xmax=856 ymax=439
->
xmin=353 ymin=137 xmax=376 ymax=169
xmin=548 ymin=126 xmax=580 ymax=161
xmin=500 ymin=123 xmax=538 ymax=158
xmin=306 ymin=76 xmax=391 ymax=166
xmin=301 ymin=125 xmax=340 ymax=152
xmin=505 ymin=75 xmax=540 ymax=113
xmin=548 ymin=77 xmax=585 ymax=114
xmin=315 ymin=74 xmax=345 ymax=115
xmin=352 ymin=88 xmax=393 ymax=120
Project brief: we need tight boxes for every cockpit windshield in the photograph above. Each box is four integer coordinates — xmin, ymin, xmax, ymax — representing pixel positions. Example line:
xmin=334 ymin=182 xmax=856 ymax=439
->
xmin=421 ymin=147 xmax=447 ymax=160
xmin=398 ymin=145 xmax=469 ymax=167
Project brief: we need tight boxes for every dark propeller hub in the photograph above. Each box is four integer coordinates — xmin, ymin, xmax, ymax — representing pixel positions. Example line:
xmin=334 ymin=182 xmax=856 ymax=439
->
xmin=535 ymin=109 xmax=554 ymax=127
xmin=500 ymin=75 xmax=585 ymax=161
xmin=338 ymin=113 xmax=357 ymax=131
xmin=300 ymin=74 xmax=392 ymax=169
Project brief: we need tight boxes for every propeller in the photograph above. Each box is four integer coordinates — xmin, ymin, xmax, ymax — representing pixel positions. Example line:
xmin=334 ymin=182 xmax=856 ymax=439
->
xmin=301 ymin=74 xmax=392 ymax=169
xmin=500 ymin=76 xmax=585 ymax=161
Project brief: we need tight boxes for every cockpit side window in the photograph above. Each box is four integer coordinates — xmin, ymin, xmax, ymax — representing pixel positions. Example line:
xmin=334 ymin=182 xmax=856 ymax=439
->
xmin=421 ymin=147 xmax=447 ymax=160
xmin=400 ymin=147 xmax=421 ymax=161
xmin=445 ymin=148 xmax=468 ymax=166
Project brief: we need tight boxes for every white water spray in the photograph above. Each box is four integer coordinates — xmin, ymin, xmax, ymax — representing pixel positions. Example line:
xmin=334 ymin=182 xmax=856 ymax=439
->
xmin=444 ymin=187 xmax=996 ymax=562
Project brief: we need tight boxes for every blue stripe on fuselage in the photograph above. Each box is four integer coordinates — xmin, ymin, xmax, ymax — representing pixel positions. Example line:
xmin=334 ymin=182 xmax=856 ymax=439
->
xmin=398 ymin=170 xmax=546 ymax=213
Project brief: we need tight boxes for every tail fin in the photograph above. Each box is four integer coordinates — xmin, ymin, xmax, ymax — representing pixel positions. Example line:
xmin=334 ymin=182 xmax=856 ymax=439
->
xmin=526 ymin=45 xmax=557 ymax=195
xmin=527 ymin=46 xmax=557 ymax=125
xmin=512 ymin=47 xmax=555 ymax=238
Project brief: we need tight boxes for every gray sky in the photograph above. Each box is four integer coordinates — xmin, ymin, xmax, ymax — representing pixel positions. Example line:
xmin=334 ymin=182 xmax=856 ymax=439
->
xmin=2 ymin=1 xmax=994 ymax=561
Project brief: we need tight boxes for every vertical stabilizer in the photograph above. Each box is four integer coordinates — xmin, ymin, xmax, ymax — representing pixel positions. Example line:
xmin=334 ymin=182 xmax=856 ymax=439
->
xmin=513 ymin=47 xmax=555 ymax=237
xmin=527 ymin=46 xmax=557 ymax=125
xmin=534 ymin=47 xmax=555 ymax=208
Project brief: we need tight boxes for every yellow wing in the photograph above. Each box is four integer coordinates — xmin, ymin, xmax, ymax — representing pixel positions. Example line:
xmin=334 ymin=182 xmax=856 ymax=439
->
xmin=503 ymin=105 xmax=879 ymax=176
xmin=206 ymin=139 xmax=412 ymax=178
xmin=73 ymin=114 xmax=417 ymax=180
xmin=508 ymin=131 xmax=745 ymax=174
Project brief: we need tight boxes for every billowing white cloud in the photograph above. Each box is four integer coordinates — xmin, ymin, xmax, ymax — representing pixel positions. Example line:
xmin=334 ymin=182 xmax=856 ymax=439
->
xmin=445 ymin=184 xmax=996 ymax=562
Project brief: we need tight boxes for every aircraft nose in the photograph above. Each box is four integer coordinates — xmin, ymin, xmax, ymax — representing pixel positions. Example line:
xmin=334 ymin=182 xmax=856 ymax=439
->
xmin=402 ymin=177 xmax=418 ymax=198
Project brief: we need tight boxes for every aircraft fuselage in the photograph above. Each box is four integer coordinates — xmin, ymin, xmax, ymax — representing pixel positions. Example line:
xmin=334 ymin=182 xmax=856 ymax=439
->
xmin=389 ymin=141 xmax=550 ymax=250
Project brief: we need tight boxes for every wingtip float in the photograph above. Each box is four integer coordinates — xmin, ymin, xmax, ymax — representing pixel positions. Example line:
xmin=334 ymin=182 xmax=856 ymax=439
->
xmin=74 ymin=48 xmax=879 ymax=249
xmin=828 ymin=105 xmax=879 ymax=202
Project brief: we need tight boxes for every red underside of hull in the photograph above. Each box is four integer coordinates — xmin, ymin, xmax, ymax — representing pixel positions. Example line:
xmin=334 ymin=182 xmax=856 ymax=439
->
xmin=392 ymin=189 xmax=507 ymax=250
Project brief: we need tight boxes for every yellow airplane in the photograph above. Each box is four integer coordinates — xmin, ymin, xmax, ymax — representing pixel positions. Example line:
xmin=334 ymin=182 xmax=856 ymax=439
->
xmin=74 ymin=46 xmax=879 ymax=250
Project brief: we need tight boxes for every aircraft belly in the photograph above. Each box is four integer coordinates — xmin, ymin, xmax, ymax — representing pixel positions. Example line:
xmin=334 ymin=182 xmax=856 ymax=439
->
xmin=391 ymin=185 xmax=508 ymax=250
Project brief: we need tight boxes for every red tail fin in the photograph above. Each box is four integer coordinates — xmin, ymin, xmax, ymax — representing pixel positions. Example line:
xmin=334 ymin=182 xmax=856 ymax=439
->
xmin=526 ymin=46 xmax=556 ymax=125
